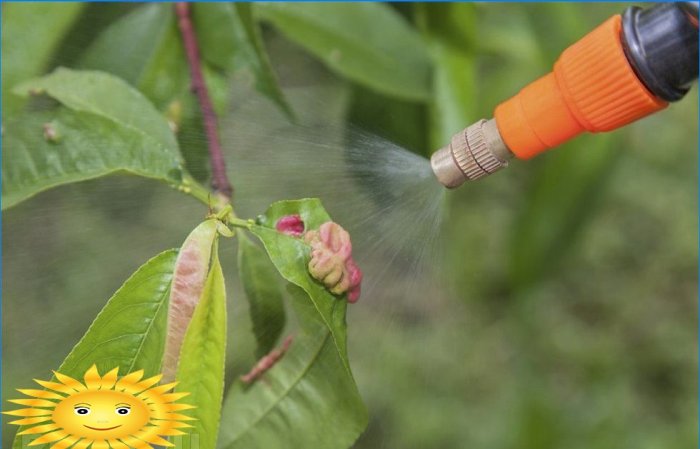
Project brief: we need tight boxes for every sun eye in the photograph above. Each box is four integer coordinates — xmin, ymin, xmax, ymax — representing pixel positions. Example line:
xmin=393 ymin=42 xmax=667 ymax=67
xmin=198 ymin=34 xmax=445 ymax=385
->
xmin=74 ymin=407 xmax=90 ymax=416
xmin=115 ymin=407 xmax=131 ymax=415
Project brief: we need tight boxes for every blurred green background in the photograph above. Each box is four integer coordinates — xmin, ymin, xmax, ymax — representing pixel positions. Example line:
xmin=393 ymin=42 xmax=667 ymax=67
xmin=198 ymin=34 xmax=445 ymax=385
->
xmin=3 ymin=3 xmax=697 ymax=448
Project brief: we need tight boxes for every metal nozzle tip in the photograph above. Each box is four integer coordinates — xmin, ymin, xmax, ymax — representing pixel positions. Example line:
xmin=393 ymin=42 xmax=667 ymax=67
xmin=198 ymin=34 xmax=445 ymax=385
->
xmin=430 ymin=118 xmax=512 ymax=189
xmin=431 ymin=146 xmax=467 ymax=189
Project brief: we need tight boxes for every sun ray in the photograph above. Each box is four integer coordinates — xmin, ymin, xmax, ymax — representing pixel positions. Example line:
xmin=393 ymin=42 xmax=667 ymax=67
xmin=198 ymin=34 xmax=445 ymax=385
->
xmin=7 ymin=366 xmax=193 ymax=448
xmin=164 ymin=403 xmax=195 ymax=412
xmin=83 ymin=365 xmax=103 ymax=391
xmin=114 ymin=370 xmax=145 ymax=391
xmin=17 ymin=389 xmax=65 ymax=400
xmin=132 ymin=374 xmax=162 ymax=393
xmin=150 ymin=412 xmax=195 ymax=421
xmin=120 ymin=435 xmax=155 ymax=449
xmin=108 ymin=438 xmax=131 ymax=449
xmin=71 ymin=438 xmax=92 ymax=449
xmin=91 ymin=440 xmax=109 ymax=449
xmin=34 ymin=379 xmax=78 ymax=395
xmin=28 ymin=429 xmax=67 ymax=445
xmin=9 ymin=398 xmax=58 ymax=408
xmin=158 ymin=392 xmax=190 ymax=403
xmin=53 ymin=372 xmax=88 ymax=393
xmin=18 ymin=422 xmax=60 ymax=435
xmin=5 ymin=407 xmax=53 ymax=417
xmin=99 ymin=367 xmax=119 ymax=391
xmin=50 ymin=434 xmax=81 ymax=449
xmin=158 ymin=427 xmax=186 ymax=436
xmin=132 ymin=426 xmax=173 ymax=447
xmin=138 ymin=382 xmax=177 ymax=397
xmin=8 ymin=416 xmax=52 ymax=426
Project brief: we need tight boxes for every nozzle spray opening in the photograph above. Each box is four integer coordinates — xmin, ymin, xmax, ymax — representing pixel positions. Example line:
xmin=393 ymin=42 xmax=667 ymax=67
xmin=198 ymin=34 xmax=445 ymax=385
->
xmin=430 ymin=118 xmax=513 ymax=189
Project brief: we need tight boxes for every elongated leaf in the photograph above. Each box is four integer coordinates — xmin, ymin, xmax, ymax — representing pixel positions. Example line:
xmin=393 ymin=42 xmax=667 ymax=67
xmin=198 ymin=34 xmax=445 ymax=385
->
xmin=257 ymin=3 xmax=432 ymax=101
xmin=219 ymin=198 xmax=367 ymax=449
xmin=509 ymin=133 xmax=622 ymax=289
xmin=416 ymin=3 xmax=478 ymax=149
xmin=193 ymin=3 xmax=292 ymax=116
xmin=163 ymin=219 xmax=219 ymax=382
xmin=12 ymin=249 xmax=177 ymax=448
xmin=2 ymin=3 xmax=84 ymax=116
xmin=175 ymin=245 xmax=227 ymax=449
xmin=3 ymin=69 xmax=185 ymax=209
xmin=79 ymin=3 xmax=189 ymax=110
xmin=238 ymin=231 xmax=286 ymax=358
xmin=14 ymin=68 xmax=180 ymax=157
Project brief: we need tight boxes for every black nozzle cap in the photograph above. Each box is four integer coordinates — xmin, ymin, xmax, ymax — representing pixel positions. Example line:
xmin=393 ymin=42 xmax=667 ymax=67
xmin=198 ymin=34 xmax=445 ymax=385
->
xmin=622 ymin=3 xmax=699 ymax=102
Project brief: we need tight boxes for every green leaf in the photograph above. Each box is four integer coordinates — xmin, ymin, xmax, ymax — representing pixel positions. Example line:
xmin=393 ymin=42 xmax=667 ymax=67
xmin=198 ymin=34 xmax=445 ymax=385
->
xmin=2 ymin=3 xmax=84 ymax=116
xmin=79 ymin=3 xmax=189 ymax=110
xmin=193 ymin=3 xmax=292 ymax=117
xmin=415 ymin=3 xmax=478 ymax=149
xmin=12 ymin=249 xmax=177 ymax=448
xmin=257 ymin=3 xmax=432 ymax=102
xmin=219 ymin=285 xmax=366 ymax=449
xmin=509 ymin=133 xmax=622 ymax=289
xmin=163 ymin=219 xmax=220 ymax=381
xmin=219 ymin=198 xmax=367 ymax=449
xmin=14 ymin=68 xmax=180 ymax=157
xmin=3 ymin=69 xmax=185 ymax=210
xmin=78 ymin=4 xmax=217 ymax=181
xmin=238 ymin=231 xmax=286 ymax=358
xmin=174 ymin=244 xmax=227 ymax=449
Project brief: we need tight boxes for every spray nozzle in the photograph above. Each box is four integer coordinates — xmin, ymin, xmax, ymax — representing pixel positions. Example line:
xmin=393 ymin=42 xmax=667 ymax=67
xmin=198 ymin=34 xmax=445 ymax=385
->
xmin=430 ymin=118 xmax=512 ymax=189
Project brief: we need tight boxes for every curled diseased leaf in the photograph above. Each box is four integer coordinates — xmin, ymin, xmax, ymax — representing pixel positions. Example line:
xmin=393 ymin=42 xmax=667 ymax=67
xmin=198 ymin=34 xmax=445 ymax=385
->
xmin=174 ymin=243 xmax=227 ymax=449
xmin=240 ymin=335 xmax=293 ymax=384
xmin=162 ymin=219 xmax=219 ymax=382
xmin=305 ymin=222 xmax=363 ymax=303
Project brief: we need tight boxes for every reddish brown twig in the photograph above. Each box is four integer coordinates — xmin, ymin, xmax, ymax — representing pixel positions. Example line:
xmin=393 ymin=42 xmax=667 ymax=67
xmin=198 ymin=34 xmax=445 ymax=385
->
xmin=241 ymin=335 xmax=294 ymax=384
xmin=175 ymin=3 xmax=233 ymax=199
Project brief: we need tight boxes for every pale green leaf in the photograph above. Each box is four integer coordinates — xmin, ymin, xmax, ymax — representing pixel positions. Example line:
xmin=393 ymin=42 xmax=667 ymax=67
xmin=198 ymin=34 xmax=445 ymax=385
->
xmin=509 ymin=133 xmax=622 ymax=289
xmin=3 ymin=69 xmax=185 ymax=210
xmin=79 ymin=3 xmax=189 ymax=110
xmin=12 ymin=249 xmax=177 ymax=448
xmin=193 ymin=3 xmax=292 ymax=117
xmin=416 ymin=3 xmax=478 ymax=149
xmin=175 ymin=245 xmax=227 ymax=449
xmin=238 ymin=231 xmax=286 ymax=358
xmin=256 ymin=3 xmax=432 ymax=101
xmin=13 ymin=68 xmax=180 ymax=157
xmin=2 ymin=3 xmax=84 ymax=116
xmin=2 ymin=109 xmax=183 ymax=210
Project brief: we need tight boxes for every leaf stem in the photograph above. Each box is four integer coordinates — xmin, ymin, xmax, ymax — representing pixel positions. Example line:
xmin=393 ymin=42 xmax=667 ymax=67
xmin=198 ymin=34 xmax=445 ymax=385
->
xmin=175 ymin=2 xmax=233 ymax=200
xmin=228 ymin=217 xmax=254 ymax=230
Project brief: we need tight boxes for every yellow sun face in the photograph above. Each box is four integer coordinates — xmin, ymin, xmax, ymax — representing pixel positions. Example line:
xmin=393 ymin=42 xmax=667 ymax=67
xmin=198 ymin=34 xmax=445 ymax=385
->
xmin=4 ymin=365 xmax=194 ymax=449
xmin=52 ymin=390 xmax=151 ymax=439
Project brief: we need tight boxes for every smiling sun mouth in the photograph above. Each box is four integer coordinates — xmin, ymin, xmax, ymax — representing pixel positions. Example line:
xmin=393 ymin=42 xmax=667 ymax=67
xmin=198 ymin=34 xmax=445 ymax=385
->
xmin=84 ymin=424 xmax=122 ymax=431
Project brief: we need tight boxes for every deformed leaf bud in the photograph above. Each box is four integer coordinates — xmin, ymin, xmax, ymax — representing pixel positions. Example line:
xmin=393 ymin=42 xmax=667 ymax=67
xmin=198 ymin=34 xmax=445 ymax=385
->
xmin=305 ymin=222 xmax=363 ymax=303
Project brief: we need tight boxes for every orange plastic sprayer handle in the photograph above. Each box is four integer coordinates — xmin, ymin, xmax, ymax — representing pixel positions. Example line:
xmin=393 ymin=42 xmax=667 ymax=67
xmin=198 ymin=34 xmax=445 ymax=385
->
xmin=494 ymin=15 xmax=667 ymax=160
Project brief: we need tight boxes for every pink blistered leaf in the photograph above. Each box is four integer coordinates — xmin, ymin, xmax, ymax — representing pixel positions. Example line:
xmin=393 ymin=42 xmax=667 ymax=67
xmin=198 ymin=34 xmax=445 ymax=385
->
xmin=304 ymin=221 xmax=363 ymax=303
xmin=275 ymin=214 xmax=305 ymax=237
xmin=163 ymin=219 xmax=218 ymax=382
